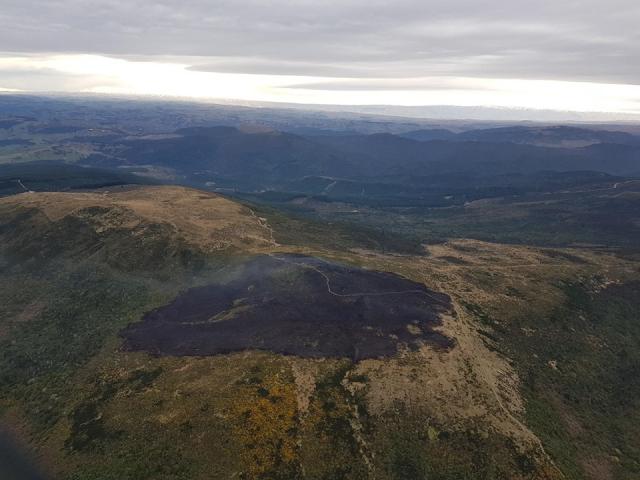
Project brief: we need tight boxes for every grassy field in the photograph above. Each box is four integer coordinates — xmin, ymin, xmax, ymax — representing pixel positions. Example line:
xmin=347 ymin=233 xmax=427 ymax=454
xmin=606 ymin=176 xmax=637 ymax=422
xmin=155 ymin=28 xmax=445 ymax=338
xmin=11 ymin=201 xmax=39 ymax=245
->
xmin=241 ymin=178 xmax=640 ymax=251
xmin=1 ymin=186 xmax=639 ymax=480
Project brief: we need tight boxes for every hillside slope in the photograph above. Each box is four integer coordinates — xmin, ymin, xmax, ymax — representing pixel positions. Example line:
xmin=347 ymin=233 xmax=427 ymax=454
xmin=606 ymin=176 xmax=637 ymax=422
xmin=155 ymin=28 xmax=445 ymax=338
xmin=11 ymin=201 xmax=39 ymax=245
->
xmin=0 ymin=186 xmax=276 ymax=277
xmin=0 ymin=185 xmax=638 ymax=480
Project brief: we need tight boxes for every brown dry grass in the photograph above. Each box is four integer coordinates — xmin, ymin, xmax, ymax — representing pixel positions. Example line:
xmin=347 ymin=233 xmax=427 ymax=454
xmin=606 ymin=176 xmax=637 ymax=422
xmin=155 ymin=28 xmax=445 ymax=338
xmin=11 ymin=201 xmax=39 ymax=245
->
xmin=0 ymin=185 xmax=276 ymax=252
xmin=301 ymin=238 xmax=636 ymax=475
xmin=4 ymin=186 xmax=636 ymax=478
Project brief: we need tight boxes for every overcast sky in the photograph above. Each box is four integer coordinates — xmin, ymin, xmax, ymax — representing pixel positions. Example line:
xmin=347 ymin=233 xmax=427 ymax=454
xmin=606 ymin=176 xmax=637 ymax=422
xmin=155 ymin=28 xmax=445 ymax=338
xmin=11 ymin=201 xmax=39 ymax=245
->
xmin=1 ymin=0 xmax=639 ymax=115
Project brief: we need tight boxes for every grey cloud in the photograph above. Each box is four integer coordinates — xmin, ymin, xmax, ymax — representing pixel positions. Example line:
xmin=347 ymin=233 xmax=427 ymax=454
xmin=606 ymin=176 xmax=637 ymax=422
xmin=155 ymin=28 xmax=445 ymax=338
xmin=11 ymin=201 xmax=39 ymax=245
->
xmin=282 ymin=78 xmax=500 ymax=91
xmin=0 ymin=67 xmax=117 ymax=92
xmin=186 ymin=59 xmax=378 ymax=78
xmin=0 ymin=0 xmax=639 ymax=84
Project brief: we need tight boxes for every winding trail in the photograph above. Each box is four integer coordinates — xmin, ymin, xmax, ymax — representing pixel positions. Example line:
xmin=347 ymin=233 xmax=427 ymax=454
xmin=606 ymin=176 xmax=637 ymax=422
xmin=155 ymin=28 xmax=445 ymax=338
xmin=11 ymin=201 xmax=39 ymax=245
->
xmin=270 ymin=254 xmax=450 ymax=306
xmin=322 ymin=180 xmax=338 ymax=194
xmin=15 ymin=179 xmax=31 ymax=193
xmin=247 ymin=207 xmax=278 ymax=246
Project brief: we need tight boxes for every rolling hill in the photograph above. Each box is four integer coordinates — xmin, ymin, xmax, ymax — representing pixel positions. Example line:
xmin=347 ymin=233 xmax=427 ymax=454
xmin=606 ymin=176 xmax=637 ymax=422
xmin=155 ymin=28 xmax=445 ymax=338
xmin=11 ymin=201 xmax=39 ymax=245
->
xmin=1 ymin=98 xmax=640 ymax=479
xmin=1 ymin=183 xmax=639 ymax=479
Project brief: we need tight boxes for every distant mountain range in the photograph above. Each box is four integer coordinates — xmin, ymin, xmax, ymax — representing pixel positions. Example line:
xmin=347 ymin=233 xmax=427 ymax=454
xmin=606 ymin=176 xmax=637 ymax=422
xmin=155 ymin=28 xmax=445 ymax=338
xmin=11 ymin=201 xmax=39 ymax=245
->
xmin=79 ymin=126 xmax=640 ymax=186
xmin=3 ymin=93 xmax=640 ymax=133
xmin=399 ymin=125 xmax=640 ymax=147
xmin=2 ymin=93 xmax=640 ymax=198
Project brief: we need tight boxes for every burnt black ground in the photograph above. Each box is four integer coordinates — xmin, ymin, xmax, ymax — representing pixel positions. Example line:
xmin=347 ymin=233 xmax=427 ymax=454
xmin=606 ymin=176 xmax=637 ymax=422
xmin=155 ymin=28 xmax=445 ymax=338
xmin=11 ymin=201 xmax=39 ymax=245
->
xmin=120 ymin=254 xmax=454 ymax=360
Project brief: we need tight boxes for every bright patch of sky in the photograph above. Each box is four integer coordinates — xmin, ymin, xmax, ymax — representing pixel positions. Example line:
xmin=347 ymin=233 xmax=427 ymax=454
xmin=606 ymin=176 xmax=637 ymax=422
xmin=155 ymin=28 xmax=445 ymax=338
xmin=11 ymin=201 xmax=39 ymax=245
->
xmin=1 ymin=54 xmax=639 ymax=115
xmin=1 ymin=0 xmax=639 ymax=116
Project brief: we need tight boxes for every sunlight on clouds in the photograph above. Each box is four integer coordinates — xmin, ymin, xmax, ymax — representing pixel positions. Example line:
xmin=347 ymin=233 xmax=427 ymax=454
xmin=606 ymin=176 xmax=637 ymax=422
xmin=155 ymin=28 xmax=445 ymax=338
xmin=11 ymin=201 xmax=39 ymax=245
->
xmin=1 ymin=54 xmax=639 ymax=114
xmin=0 ymin=54 xmax=317 ymax=101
